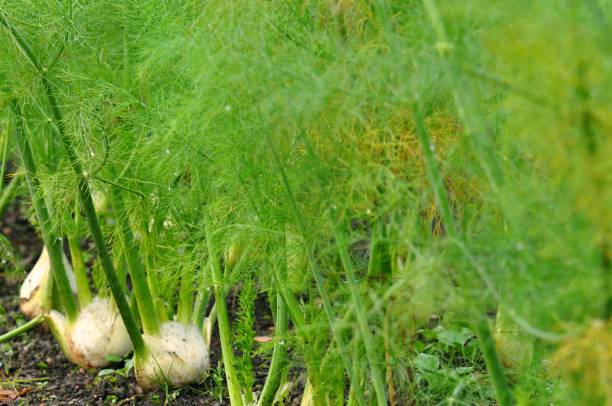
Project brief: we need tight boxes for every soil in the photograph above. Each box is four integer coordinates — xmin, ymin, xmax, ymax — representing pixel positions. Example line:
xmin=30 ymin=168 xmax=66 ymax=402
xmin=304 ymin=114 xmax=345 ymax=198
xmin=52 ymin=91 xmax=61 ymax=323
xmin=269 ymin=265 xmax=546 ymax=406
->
xmin=0 ymin=197 xmax=304 ymax=405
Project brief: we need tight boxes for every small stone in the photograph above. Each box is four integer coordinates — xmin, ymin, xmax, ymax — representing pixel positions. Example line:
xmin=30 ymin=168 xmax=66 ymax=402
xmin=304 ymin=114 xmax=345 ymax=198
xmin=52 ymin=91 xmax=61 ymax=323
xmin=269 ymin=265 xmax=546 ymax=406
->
xmin=131 ymin=383 xmax=143 ymax=395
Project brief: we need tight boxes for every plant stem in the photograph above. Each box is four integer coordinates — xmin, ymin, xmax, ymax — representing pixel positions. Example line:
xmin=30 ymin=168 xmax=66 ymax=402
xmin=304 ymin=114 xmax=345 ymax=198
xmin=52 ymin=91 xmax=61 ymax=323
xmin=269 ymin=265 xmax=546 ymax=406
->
xmin=473 ymin=315 xmax=515 ymax=406
xmin=348 ymin=335 xmax=364 ymax=406
xmin=177 ymin=270 xmax=193 ymax=324
xmin=258 ymin=291 xmax=289 ymax=406
xmin=145 ymin=258 xmax=166 ymax=323
xmin=367 ymin=221 xmax=392 ymax=279
xmin=414 ymin=102 xmax=514 ymax=405
xmin=203 ymin=302 xmax=217 ymax=347
xmin=0 ymin=173 xmax=20 ymax=219
xmin=300 ymin=377 xmax=314 ymax=406
xmin=334 ymin=229 xmax=387 ymax=406
xmin=67 ymin=234 xmax=91 ymax=307
xmin=192 ymin=288 xmax=212 ymax=329
xmin=10 ymin=102 xmax=78 ymax=322
xmin=206 ymin=221 xmax=243 ymax=406
xmin=271 ymin=258 xmax=305 ymax=330
xmin=413 ymin=105 xmax=458 ymax=239
xmin=109 ymin=185 xmax=159 ymax=335
xmin=0 ymin=315 xmax=44 ymax=343
xmin=419 ymin=3 xmax=516 ymax=404
xmin=0 ymin=115 xmax=9 ymax=194
xmin=422 ymin=0 xmax=503 ymax=192
xmin=50 ymin=83 xmax=146 ymax=359
xmin=0 ymin=13 xmax=146 ymax=358
xmin=265 ymin=131 xmax=359 ymax=398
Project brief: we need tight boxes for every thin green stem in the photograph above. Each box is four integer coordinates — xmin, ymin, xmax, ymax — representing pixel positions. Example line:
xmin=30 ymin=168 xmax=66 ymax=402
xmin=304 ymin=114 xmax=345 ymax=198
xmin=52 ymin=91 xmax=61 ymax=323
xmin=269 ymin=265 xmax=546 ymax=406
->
xmin=473 ymin=315 xmax=515 ymax=406
xmin=10 ymin=102 xmax=77 ymax=322
xmin=67 ymin=234 xmax=91 ymax=307
xmin=192 ymin=288 xmax=212 ymax=329
xmin=422 ymin=0 xmax=503 ymax=192
xmin=203 ymin=302 xmax=217 ymax=347
xmin=265 ymin=131 xmax=362 ymax=403
xmin=413 ymin=105 xmax=458 ymax=239
xmin=109 ymin=184 xmax=159 ymax=335
xmin=348 ymin=330 xmax=365 ymax=406
xmin=258 ymin=292 xmax=289 ymax=406
xmin=0 ymin=173 xmax=20 ymax=219
xmin=0 ymin=315 xmax=44 ymax=343
xmin=177 ymin=270 xmax=193 ymax=324
xmin=145 ymin=255 xmax=166 ymax=324
xmin=0 ymin=11 xmax=44 ymax=73
xmin=367 ymin=221 xmax=392 ymax=279
xmin=334 ymin=229 xmax=387 ymax=406
xmin=272 ymin=263 xmax=305 ymax=330
xmin=94 ymin=175 xmax=145 ymax=198
xmin=0 ymin=115 xmax=9 ymax=194
xmin=413 ymin=82 xmax=514 ymax=406
xmin=206 ymin=221 xmax=244 ymax=406
xmin=300 ymin=376 xmax=314 ymax=406
xmin=420 ymin=3 xmax=515 ymax=405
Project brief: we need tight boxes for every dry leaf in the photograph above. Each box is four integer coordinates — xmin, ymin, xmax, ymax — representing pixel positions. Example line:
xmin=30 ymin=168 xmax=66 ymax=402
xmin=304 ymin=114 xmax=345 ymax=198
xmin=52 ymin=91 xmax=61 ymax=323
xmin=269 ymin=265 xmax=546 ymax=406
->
xmin=0 ymin=387 xmax=32 ymax=400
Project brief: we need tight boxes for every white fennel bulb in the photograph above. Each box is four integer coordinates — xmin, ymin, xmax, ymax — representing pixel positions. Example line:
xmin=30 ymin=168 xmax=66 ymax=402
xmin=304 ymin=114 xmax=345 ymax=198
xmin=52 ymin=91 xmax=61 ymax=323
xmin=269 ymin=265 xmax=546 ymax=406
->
xmin=135 ymin=321 xmax=210 ymax=389
xmin=47 ymin=297 xmax=132 ymax=368
xmin=20 ymin=246 xmax=76 ymax=319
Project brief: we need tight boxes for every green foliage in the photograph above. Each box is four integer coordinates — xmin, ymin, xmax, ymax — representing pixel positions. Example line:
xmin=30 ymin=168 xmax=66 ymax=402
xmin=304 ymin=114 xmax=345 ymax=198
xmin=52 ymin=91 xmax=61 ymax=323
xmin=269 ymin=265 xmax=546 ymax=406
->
xmin=233 ymin=278 xmax=257 ymax=397
xmin=1 ymin=0 xmax=610 ymax=404
xmin=0 ymin=233 xmax=20 ymax=274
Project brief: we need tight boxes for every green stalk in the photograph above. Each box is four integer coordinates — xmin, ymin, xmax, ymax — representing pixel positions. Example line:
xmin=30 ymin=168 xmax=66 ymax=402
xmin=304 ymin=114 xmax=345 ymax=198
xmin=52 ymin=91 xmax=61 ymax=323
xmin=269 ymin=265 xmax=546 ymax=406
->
xmin=49 ymin=72 xmax=146 ymax=357
xmin=203 ymin=302 xmax=217 ymax=347
xmin=0 ymin=115 xmax=9 ymax=193
xmin=258 ymin=292 xmax=289 ymax=406
xmin=421 ymin=0 xmax=503 ymax=192
xmin=0 ymin=173 xmax=20 ymax=219
xmin=177 ymin=270 xmax=193 ymax=324
xmin=129 ymin=291 xmax=142 ymax=329
xmin=67 ymin=234 xmax=91 ymax=307
xmin=10 ymin=102 xmax=77 ymax=322
xmin=272 ymin=261 xmax=368 ymax=405
xmin=0 ymin=315 xmax=44 ymax=343
xmin=41 ymin=248 xmax=55 ymax=313
xmin=413 ymin=105 xmax=458 ymax=239
xmin=334 ymin=229 xmax=387 ymax=406
xmin=1 ymin=14 xmax=146 ymax=358
xmin=413 ymin=105 xmax=514 ymax=405
xmin=109 ymin=185 xmax=159 ymax=335
xmin=236 ymin=172 xmax=329 ymax=400
xmin=206 ymin=221 xmax=243 ymax=406
xmin=367 ymin=221 xmax=392 ymax=279
xmin=300 ymin=376 xmax=314 ymax=406
xmin=271 ymin=263 xmax=305 ymax=329
xmin=348 ymin=332 xmax=364 ymax=406
xmin=145 ymin=255 xmax=166 ymax=322
xmin=265 ymin=132 xmax=364 ymax=404
xmin=473 ymin=315 xmax=515 ymax=406
xmin=420 ymin=3 xmax=515 ymax=404
xmin=114 ymin=248 xmax=128 ymax=293
xmin=192 ymin=288 xmax=212 ymax=329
